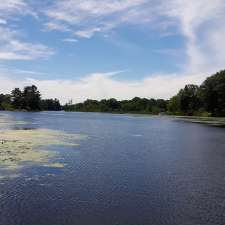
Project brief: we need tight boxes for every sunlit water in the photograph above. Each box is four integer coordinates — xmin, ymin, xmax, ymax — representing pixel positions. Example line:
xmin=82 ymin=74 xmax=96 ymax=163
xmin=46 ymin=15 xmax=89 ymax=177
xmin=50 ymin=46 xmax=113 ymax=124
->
xmin=0 ymin=111 xmax=225 ymax=225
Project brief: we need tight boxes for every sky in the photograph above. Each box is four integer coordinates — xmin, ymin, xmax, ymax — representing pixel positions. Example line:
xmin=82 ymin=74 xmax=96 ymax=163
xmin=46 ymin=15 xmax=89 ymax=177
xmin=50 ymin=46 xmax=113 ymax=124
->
xmin=0 ymin=0 xmax=225 ymax=103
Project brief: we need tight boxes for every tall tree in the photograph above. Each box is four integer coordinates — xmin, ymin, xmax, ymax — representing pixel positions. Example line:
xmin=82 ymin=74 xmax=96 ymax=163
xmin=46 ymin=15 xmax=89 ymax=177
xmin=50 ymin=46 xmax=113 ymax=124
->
xmin=200 ymin=70 xmax=225 ymax=116
xmin=0 ymin=94 xmax=12 ymax=110
xmin=23 ymin=85 xmax=41 ymax=111
xmin=11 ymin=88 xmax=23 ymax=109
xmin=167 ymin=95 xmax=180 ymax=113
xmin=41 ymin=99 xmax=61 ymax=111
xmin=178 ymin=84 xmax=202 ymax=115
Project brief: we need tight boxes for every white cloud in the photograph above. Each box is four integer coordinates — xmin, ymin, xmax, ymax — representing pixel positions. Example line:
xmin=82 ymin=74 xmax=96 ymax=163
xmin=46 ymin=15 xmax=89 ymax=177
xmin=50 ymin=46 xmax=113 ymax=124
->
xmin=1 ymin=0 xmax=223 ymax=73
xmin=0 ymin=0 xmax=224 ymax=102
xmin=44 ymin=22 xmax=70 ymax=32
xmin=0 ymin=27 xmax=54 ymax=60
xmin=0 ymin=1 xmax=54 ymax=61
xmin=43 ymin=0 xmax=225 ymax=75
xmin=11 ymin=69 xmax=47 ymax=76
xmin=74 ymin=27 xmax=102 ymax=38
xmin=0 ymin=0 xmax=36 ymax=19
xmin=0 ymin=75 xmax=24 ymax=93
xmin=164 ymin=0 xmax=225 ymax=73
xmin=0 ymin=71 xmax=209 ymax=104
xmin=63 ymin=38 xmax=78 ymax=43
xmin=0 ymin=18 xmax=7 ymax=24
xmin=44 ymin=0 xmax=151 ymax=38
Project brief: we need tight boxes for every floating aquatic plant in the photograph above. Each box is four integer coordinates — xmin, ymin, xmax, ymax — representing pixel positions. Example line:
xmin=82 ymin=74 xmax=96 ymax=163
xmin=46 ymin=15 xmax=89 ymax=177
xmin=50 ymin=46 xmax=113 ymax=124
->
xmin=0 ymin=128 xmax=86 ymax=170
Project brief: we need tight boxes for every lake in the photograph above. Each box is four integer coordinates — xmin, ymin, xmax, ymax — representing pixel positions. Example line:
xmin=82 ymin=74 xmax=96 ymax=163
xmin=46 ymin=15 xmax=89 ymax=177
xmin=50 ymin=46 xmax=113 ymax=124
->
xmin=0 ymin=111 xmax=225 ymax=225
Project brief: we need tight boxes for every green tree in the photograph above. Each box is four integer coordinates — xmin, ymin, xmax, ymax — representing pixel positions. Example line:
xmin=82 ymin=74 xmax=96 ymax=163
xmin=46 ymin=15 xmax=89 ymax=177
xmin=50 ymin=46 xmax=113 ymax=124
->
xmin=0 ymin=94 xmax=12 ymax=110
xmin=178 ymin=84 xmax=202 ymax=115
xmin=23 ymin=85 xmax=41 ymax=111
xmin=11 ymin=88 xmax=23 ymax=109
xmin=41 ymin=99 xmax=61 ymax=111
xmin=167 ymin=95 xmax=180 ymax=113
xmin=200 ymin=70 xmax=225 ymax=116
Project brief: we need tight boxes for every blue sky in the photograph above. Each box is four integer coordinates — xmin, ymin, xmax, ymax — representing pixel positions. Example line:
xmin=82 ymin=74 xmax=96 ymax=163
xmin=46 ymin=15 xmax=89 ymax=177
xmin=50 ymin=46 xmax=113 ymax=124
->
xmin=0 ymin=0 xmax=225 ymax=103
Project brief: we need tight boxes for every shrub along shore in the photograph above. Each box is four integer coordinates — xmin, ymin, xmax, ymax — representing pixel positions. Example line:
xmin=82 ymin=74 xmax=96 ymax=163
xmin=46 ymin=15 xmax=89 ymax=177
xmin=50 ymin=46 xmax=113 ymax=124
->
xmin=0 ymin=70 xmax=225 ymax=118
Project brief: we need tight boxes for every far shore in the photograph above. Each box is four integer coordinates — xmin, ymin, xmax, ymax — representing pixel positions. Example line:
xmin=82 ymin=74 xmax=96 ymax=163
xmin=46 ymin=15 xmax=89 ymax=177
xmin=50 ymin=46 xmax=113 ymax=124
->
xmin=1 ymin=110 xmax=225 ymax=127
xmin=171 ymin=115 xmax=225 ymax=127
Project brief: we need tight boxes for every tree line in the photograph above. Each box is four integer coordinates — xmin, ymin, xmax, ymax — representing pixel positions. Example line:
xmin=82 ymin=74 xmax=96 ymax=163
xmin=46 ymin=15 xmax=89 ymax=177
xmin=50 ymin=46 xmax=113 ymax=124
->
xmin=0 ymin=70 xmax=225 ymax=116
xmin=64 ymin=98 xmax=168 ymax=114
xmin=168 ymin=70 xmax=225 ymax=116
xmin=65 ymin=70 xmax=225 ymax=117
xmin=0 ymin=85 xmax=61 ymax=111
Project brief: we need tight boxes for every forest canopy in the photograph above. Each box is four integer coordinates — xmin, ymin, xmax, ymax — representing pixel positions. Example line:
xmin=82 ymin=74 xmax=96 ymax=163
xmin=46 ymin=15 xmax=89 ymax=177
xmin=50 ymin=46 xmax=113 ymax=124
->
xmin=64 ymin=70 xmax=225 ymax=117
xmin=0 ymin=85 xmax=61 ymax=111
xmin=0 ymin=70 xmax=225 ymax=116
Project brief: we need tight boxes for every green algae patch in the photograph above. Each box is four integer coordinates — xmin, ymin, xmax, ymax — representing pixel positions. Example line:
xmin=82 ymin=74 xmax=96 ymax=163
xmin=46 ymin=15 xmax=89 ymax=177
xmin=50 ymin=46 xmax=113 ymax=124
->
xmin=0 ymin=129 xmax=85 ymax=170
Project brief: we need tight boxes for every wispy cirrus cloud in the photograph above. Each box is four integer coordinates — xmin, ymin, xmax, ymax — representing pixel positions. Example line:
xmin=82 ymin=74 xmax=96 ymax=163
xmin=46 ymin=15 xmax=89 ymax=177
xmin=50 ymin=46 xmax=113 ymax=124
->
xmin=0 ymin=1 xmax=54 ymax=61
xmin=43 ymin=0 xmax=225 ymax=74
xmin=0 ymin=0 xmax=225 ymax=102
xmin=0 ymin=0 xmax=36 ymax=19
xmin=44 ymin=0 xmax=151 ymax=38
xmin=0 ymin=27 xmax=54 ymax=60
xmin=165 ymin=0 xmax=225 ymax=73
xmin=62 ymin=38 xmax=78 ymax=43
xmin=1 ymin=0 xmax=224 ymax=72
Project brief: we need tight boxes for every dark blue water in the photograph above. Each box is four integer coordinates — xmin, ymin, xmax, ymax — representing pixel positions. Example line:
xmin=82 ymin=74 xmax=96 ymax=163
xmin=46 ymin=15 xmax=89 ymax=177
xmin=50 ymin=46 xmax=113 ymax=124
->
xmin=0 ymin=111 xmax=225 ymax=225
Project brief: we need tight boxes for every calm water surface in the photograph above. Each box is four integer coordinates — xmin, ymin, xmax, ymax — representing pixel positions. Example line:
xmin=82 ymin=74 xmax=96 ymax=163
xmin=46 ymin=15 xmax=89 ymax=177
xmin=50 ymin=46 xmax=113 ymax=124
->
xmin=0 ymin=111 xmax=225 ymax=225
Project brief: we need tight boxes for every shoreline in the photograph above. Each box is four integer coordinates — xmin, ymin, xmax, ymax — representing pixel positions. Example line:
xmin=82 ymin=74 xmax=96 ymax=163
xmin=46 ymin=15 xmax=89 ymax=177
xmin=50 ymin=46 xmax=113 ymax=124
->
xmin=171 ymin=115 xmax=225 ymax=127
xmin=1 ymin=110 xmax=225 ymax=127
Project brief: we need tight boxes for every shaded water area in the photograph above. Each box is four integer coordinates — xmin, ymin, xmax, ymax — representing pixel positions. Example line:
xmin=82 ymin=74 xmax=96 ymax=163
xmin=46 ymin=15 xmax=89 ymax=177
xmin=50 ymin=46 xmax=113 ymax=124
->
xmin=0 ymin=111 xmax=225 ymax=225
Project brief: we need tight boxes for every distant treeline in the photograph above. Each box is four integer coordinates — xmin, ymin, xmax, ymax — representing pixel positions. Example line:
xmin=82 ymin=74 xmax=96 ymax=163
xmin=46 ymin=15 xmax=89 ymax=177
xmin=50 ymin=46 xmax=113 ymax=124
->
xmin=0 ymin=70 xmax=225 ymax=116
xmin=64 ymin=70 xmax=225 ymax=117
xmin=64 ymin=98 xmax=168 ymax=114
xmin=0 ymin=85 xmax=61 ymax=111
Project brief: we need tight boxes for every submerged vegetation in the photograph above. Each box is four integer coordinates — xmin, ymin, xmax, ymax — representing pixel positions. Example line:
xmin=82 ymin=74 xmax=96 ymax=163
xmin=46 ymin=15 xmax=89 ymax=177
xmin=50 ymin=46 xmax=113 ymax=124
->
xmin=0 ymin=115 xmax=86 ymax=172
xmin=0 ymin=128 xmax=82 ymax=170
xmin=0 ymin=70 xmax=225 ymax=117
